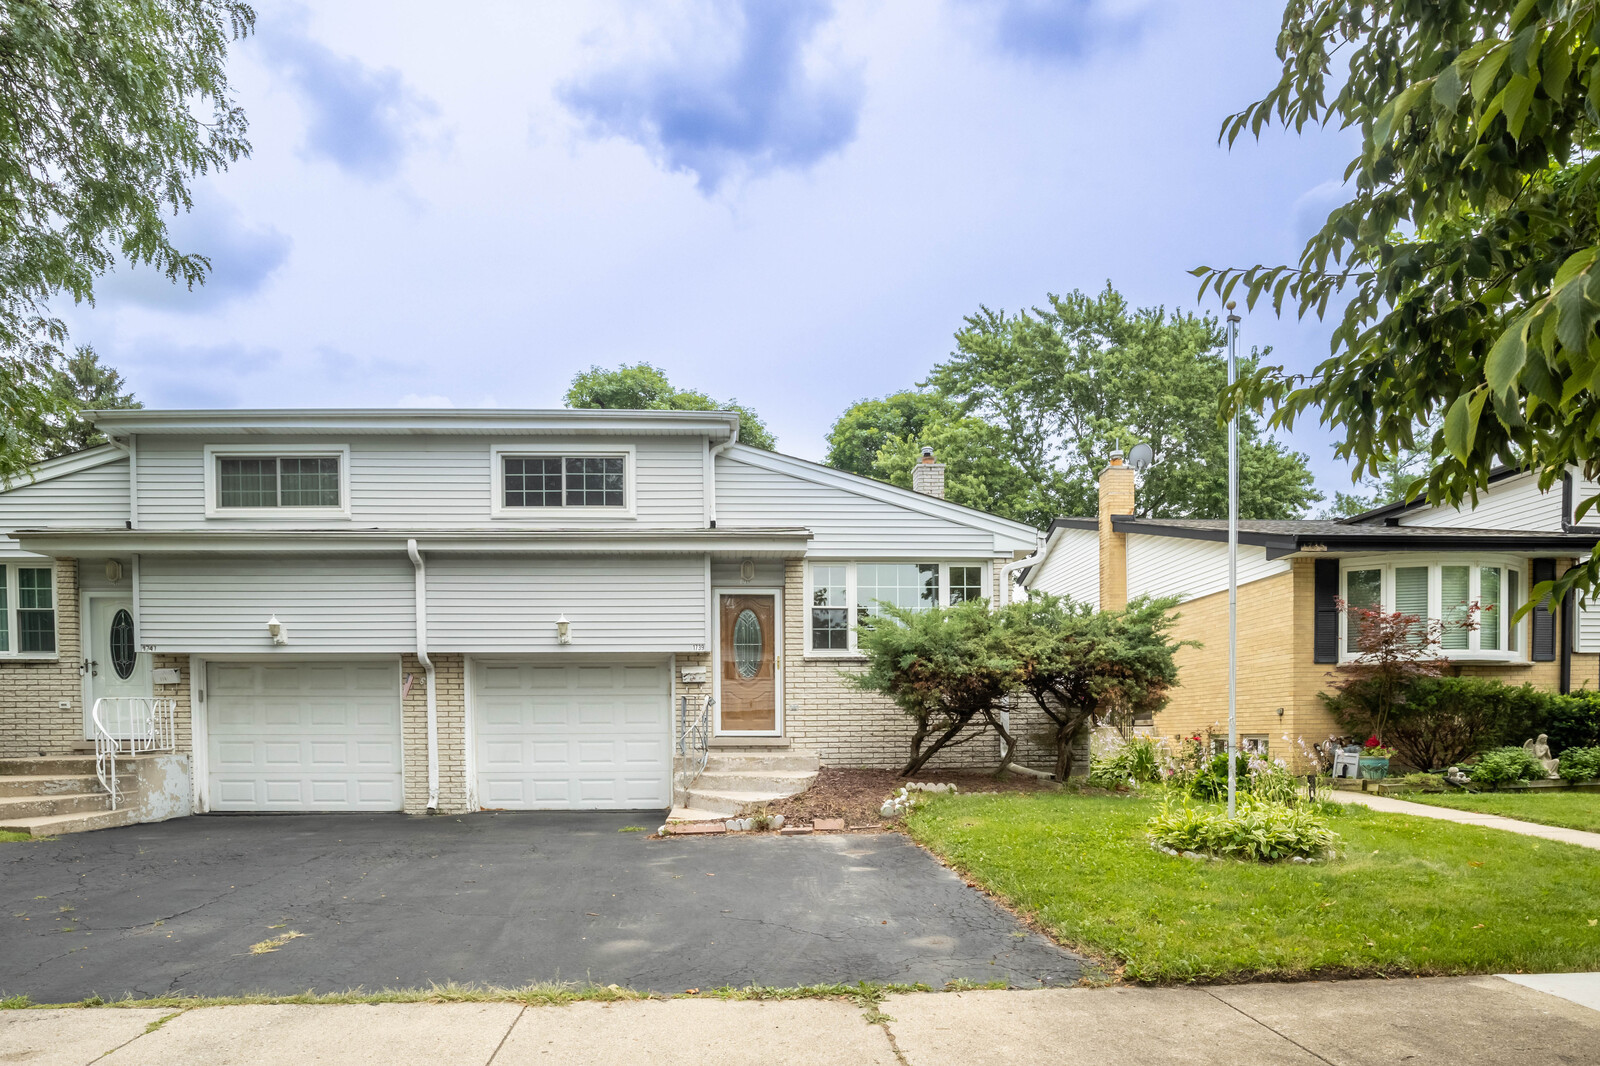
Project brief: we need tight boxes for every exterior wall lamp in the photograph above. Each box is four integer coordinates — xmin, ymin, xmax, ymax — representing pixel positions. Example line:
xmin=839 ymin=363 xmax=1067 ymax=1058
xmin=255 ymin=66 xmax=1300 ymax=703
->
xmin=267 ymin=615 xmax=288 ymax=645
xmin=104 ymin=559 xmax=123 ymax=583
xmin=556 ymin=615 xmax=572 ymax=645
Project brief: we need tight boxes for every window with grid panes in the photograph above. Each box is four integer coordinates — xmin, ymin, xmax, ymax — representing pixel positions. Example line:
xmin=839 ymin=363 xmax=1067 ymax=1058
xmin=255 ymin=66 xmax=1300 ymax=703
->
xmin=17 ymin=567 xmax=54 ymax=653
xmin=948 ymin=566 xmax=985 ymax=604
xmin=217 ymin=456 xmax=340 ymax=508
xmin=501 ymin=455 xmax=626 ymax=508
xmin=811 ymin=565 xmax=848 ymax=650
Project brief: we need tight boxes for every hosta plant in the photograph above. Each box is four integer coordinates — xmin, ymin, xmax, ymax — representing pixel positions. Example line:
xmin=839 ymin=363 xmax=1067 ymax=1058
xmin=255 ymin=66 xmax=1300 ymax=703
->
xmin=1146 ymin=795 xmax=1339 ymax=863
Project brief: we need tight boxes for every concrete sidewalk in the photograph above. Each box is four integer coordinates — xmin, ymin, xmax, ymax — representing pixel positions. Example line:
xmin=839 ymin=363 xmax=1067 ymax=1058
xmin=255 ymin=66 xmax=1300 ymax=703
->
xmin=1328 ymin=788 xmax=1600 ymax=850
xmin=4 ymin=974 xmax=1599 ymax=1065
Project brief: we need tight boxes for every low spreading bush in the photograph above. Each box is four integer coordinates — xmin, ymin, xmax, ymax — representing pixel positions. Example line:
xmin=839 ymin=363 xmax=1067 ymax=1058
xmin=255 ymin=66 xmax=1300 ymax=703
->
xmin=1088 ymin=731 xmax=1164 ymax=788
xmin=1324 ymin=675 xmax=1550 ymax=770
xmin=1469 ymin=746 xmax=1547 ymax=787
xmin=1558 ymin=746 xmax=1600 ymax=784
xmin=1145 ymin=796 xmax=1339 ymax=862
xmin=1169 ymin=750 xmax=1299 ymax=803
xmin=1401 ymin=772 xmax=1447 ymax=791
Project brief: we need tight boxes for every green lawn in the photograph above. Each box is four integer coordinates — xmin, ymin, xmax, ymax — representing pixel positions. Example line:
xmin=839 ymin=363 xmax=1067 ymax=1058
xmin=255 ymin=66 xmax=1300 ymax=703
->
xmin=1398 ymin=789 xmax=1600 ymax=834
xmin=904 ymin=791 xmax=1600 ymax=983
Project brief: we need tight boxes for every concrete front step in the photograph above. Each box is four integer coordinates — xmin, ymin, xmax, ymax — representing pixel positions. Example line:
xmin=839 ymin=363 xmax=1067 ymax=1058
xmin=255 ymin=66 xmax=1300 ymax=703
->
xmin=0 ymin=755 xmax=102 ymax=776
xmin=693 ymin=769 xmax=819 ymax=794
xmin=0 ymin=807 xmax=139 ymax=838
xmin=702 ymin=752 xmax=820 ymax=773
xmin=683 ymin=788 xmax=795 ymax=816
xmin=0 ymin=773 xmax=127 ymax=798
xmin=0 ymin=792 xmax=113 ymax=820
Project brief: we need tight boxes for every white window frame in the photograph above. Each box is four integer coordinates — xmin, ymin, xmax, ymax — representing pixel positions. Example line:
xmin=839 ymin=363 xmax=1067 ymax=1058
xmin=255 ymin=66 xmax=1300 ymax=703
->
xmin=0 ymin=557 xmax=59 ymax=660
xmin=803 ymin=560 xmax=993 ymax=659
xmin=1338 ymin=553 xmax=1527 ymax=662
xmin=203 ymin=443 xmax=352 ymax=519
xmin=489 ymin=443 xmax=637 ymax=519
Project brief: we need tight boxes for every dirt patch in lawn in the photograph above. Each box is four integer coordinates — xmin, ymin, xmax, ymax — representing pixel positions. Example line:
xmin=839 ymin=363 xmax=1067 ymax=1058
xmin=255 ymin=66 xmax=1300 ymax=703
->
xmin=752 ymin=768 xmax=1069 ymax=830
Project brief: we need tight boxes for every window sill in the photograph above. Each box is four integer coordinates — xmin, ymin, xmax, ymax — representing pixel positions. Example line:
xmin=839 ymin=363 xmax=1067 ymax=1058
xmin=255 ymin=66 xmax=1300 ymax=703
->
xmin=205 ymin=509 xmax=352 ymax=521
xmin=803 ymin=651 xmax=869 ymax=663
xmin=0 ymin=654 xmax=61 ymax=663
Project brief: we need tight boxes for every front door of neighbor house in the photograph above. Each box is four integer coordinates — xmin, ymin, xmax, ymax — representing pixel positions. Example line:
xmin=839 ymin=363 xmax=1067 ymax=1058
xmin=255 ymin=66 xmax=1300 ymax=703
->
xmin=82 ymin=596 xmax=150 ymax=739
xmin=717 ymin=592 xmax=780 ymax=734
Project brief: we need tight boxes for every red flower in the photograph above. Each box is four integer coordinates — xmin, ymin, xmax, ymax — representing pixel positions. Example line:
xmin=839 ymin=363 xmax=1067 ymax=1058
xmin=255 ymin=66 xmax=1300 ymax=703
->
xmin=1364 ymin=735 xmax=1380 ymax=750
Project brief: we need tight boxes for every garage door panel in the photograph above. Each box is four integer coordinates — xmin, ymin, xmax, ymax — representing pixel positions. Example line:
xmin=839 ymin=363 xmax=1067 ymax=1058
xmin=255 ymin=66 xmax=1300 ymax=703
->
xmin=208 ymin=662 xmax=403 ymax=812
xmin=474 ymin=659 xmax=669 ymax=810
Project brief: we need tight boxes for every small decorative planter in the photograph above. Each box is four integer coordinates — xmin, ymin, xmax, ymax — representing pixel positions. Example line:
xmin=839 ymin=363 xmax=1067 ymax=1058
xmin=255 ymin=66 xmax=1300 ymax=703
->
xmin=1358 ymin=756 xmax=1390 ymax=780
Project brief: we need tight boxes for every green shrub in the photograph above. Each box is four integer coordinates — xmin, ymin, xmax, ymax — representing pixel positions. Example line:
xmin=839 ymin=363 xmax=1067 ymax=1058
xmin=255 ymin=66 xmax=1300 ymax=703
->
xmin=1088 ymin=732 xmax=1164 ymax=788
xmin=1469 ymin=746 xmax=1547 ymax=787
xmin=1401 ymin=772 xmax=1447 ymax=791
xmin=1541 ymin=691 xmax=1600 ymax=754
xmin=1145 ymin=796 xmax=1339 ymax=862
xmin=1325 ymin=675 xmax=1552 ymax=770
xmin=1558 ymin=746 xmax=1600 ymax=784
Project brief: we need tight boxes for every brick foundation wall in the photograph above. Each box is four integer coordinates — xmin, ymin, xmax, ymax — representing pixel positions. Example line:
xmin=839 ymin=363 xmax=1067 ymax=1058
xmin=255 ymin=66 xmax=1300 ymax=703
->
xmin=402 ymin=653 xmax=468 ymax=814
xmin=151 ymin=653 xmax=194 ymax=755
xmin=0 ymin=558 xmax=83 ymax=758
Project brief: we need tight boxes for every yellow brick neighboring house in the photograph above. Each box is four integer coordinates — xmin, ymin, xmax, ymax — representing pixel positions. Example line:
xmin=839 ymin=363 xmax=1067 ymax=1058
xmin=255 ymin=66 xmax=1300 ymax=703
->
xmin=1022 ymin=456 xmax=1600 ymax=765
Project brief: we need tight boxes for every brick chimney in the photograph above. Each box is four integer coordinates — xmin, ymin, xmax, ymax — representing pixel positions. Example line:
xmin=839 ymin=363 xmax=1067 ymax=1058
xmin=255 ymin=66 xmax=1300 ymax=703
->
xmin=911 ymin=445 xmax=946 ymax=499
xmin=1098 ymin=450 xmax=1136 ymax=611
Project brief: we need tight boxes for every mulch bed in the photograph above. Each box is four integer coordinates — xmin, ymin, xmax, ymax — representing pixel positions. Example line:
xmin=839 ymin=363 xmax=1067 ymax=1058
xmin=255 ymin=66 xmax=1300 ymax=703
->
xmin=754 ymin=767 xmax=1066 ymax=829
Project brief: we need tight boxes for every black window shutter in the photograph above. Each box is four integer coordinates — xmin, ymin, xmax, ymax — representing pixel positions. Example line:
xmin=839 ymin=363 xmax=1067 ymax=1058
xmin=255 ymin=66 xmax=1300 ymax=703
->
xmin=1532 ymin=558 xmax=1557 ymax=661
xmin=1314 ymin=558 xmax=1340 ymax=663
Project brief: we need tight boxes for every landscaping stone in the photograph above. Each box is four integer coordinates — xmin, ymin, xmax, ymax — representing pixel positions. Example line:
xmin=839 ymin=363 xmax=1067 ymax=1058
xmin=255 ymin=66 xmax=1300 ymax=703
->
xmin=779 ymin=826 xmax=813 ymax=835
xmin=667 ymin=822 xmax=725 ymax=836
xmin=813 ymin=818 xmax=845 ymax=832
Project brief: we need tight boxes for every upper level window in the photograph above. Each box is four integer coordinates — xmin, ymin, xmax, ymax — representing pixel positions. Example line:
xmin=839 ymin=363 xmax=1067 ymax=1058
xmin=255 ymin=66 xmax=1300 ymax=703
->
xmin=205 ymin=445 xmax=350 ymax=517
xmin=492 ymin=447 xmax=634 ymax=516
xmin=0 ymin=563 xmax=57 ymax=656
xmin=808 ymin=561 xmax=992 ymax=655
xmin=1340 ymin=556 xmax=1524 ymax=660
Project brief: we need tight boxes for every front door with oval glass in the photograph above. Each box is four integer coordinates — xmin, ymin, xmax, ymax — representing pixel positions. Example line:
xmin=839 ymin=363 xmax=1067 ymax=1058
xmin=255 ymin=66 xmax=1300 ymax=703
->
xmin=83 ymin=596 xmax=151 ymax=738
xmin=718 ymin=593 xmax=779 ymax=733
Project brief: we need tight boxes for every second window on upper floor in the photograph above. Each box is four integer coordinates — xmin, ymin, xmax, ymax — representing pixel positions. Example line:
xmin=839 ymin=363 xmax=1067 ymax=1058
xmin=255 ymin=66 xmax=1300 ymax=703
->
xmin=491 ymin=446 xmax=635 ymax=516
xmin=204 ymin=445 xmax=350 ymax=517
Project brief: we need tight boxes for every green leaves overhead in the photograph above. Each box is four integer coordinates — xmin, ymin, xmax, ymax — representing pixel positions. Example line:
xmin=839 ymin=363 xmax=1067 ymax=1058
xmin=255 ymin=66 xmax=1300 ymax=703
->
xmin=1198 ymin=0 xmax=1600 ymax=604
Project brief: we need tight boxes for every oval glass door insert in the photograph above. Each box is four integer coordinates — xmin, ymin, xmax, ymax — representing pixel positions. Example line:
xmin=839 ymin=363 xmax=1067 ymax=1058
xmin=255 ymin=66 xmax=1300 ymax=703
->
xmin=733 ymin=609 xmax=762 ymax=679
xmin=110 ymin=608 xmax=137 ymax=679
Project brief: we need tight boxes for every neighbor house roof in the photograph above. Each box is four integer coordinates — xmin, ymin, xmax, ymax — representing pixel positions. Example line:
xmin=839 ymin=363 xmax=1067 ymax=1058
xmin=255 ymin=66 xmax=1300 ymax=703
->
xmin=1098 ymin=515 xmax=1599 ymax=559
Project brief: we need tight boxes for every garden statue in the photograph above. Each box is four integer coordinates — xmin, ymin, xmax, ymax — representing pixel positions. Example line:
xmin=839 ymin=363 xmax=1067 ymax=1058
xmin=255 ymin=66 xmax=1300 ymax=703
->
xmin=1445 ymin=766 xmax=1470 ymax=787
xmin=1523 ymin=734 xmax=1561 ymax=779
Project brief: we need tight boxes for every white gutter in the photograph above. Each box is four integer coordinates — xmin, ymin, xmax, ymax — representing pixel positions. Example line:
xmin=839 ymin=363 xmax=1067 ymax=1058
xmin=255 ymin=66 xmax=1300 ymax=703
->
xmin=1000 ymin=540 xmax=1048 ymax=605
xmin=406 ymin=538 xmax=439 ymax=811
xmin=706 ymin=425 xmax=741 ymax=529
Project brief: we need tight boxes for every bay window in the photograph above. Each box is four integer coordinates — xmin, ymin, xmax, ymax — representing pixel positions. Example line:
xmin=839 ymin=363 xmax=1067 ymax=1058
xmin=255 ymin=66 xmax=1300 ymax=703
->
xmin=807 ymin=561 xmax=993 ymax=655
xmin=1340 ymin=556 xmax=1525 ymax=660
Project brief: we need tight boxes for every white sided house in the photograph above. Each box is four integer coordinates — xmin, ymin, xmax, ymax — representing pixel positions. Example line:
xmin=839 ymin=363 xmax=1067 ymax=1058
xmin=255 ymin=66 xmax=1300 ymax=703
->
xmin=0 ymin=409 xmax=1039 ymax=832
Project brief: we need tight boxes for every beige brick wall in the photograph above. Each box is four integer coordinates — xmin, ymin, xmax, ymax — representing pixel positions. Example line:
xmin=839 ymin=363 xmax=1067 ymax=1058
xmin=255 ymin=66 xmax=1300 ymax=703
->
xmin=0 ymin=558 xmax=83 ymax=758
xmin=401 ymin=653 xmax=468 ymax=814
xmin=150 ymin=653 xmax=194 ymax=755
xmin=1098 ymin=463 xmax=1135 ymax=611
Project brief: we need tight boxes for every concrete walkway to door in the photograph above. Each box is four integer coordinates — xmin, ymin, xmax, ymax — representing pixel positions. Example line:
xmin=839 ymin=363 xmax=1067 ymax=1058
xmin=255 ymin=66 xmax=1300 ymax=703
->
xmin=0 ymin=812 xmax=1080 ymax=1004
xmin=1328 ymin=788 xmax=1600 ymax=850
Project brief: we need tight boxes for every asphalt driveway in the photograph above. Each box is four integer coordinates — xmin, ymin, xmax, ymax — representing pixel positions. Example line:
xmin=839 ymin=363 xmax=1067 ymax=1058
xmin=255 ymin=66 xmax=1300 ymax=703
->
xmin=0 ymin=812 xmax=1082 ymax=1002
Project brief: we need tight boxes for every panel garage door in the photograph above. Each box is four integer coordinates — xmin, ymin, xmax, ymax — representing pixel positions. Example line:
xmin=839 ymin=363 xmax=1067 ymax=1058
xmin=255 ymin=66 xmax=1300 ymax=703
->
xmin=207 ymin=661 xmax=403 ymax=812
xmin=475 ymin=660 xmax=671 ymax=810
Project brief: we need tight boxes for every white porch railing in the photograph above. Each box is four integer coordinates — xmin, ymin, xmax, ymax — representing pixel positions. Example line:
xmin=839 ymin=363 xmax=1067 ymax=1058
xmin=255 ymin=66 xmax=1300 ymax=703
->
xmin=674 ymin=695 xmax=714 ymax=802
xmin=91 ymin=697 xmax=177 ymax=810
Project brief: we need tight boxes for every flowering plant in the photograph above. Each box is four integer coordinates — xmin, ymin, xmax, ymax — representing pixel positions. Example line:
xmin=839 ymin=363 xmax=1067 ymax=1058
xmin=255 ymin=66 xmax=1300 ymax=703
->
xmin=1361 ymin=736 xmax=1395 ymax=760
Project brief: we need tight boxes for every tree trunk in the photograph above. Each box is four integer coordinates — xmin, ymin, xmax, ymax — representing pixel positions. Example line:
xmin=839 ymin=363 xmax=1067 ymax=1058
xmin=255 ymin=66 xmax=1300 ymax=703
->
xmin=1053 ymin=712 xmax=1090 ymax=782
xmin=985 ymin=706 xmax=1016 ymax=778
xmin=900 ymin=713 xmax=974 ymax=776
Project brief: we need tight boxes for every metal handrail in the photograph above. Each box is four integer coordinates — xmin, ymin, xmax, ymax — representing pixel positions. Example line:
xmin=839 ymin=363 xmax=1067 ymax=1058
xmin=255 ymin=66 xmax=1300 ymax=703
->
xmin=674 ymin=695 xmax=714 ymax=802
xmin=91 ymin=697 xmax=177 ymax=810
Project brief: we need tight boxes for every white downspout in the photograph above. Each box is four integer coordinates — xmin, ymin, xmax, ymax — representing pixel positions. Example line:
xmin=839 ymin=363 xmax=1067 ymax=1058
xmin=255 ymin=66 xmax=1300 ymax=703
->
xmin=407 ymin=539 xmax=439 ymax=811
xmin=1001 ymin=541 xmax=1047 ymax=604
xmin=706 ymin=424 xmax=740 ymax=529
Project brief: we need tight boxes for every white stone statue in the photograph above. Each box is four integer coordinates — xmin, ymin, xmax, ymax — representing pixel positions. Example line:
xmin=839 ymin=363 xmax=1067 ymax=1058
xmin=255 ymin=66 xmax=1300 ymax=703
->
xmin=1445 ymin=765 xmax=1470 ymax=786
xmin=1524 ymin=734 xmax=1561 ymax=779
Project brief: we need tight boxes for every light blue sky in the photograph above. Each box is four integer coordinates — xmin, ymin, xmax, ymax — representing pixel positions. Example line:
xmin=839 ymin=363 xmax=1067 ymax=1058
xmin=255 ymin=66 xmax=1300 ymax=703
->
xmin=69 ymin=0 xmax=1364 ymax=502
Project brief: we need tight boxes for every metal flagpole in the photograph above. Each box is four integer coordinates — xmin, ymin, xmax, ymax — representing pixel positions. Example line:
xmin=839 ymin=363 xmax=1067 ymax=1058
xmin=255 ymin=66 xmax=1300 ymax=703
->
xmin=1226 ymin=301 xmax=1240 ymax=818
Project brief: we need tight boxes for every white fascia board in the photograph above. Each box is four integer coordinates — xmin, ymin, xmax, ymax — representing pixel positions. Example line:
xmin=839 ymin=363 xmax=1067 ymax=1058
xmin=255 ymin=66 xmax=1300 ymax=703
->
xmin=0 ymin=444 xmax=125 ymax=491
xmin=89 ymin=408 xmax=740 ymax=440
xmin=13 ymin=528 xmax=812 ymax=556
xmin=722 ymin=445 xmax=1041 ymax=550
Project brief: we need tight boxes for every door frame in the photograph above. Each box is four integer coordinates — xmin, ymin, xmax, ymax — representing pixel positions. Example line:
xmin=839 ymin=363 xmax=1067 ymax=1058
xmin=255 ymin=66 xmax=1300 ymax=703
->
xmin=79 ymin=591 xmax=153 ymax=740
xmin=711 ymin=586 xmax=784 ymax=737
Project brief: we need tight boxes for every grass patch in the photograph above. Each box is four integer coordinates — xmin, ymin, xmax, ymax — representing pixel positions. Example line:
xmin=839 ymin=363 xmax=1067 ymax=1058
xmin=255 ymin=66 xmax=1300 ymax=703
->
xmin=618 ymin=826 xmax=648 ymax=833
xmin=0 ymin=831 xmax=33 ymax=843
xmin=904 ymin=790 xmax=1600 ymax=983
xmin=248 ymin=931 xmax=306 ymax=955
xmin=1398 ymin=790 xmax=1600 ymax=834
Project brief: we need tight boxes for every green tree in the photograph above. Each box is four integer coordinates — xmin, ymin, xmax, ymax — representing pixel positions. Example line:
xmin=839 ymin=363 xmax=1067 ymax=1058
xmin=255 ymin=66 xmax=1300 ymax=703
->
xmin=0 ymin=0 xmax=254 ymax=485
xmin=999 ymin=593 xmax=1185 ymax=781
xmin=917 ymin=284 xmax=1320 ymax=527
xmin=1197 ymin=1 xmax=1600 ymax=604
xmin=24 ymin=347 xmax=143 ymax=458
xmin=1322 ymin=446 xmax=1431 ymax=518
xmin=565 ymin=362 xmax=776 ymax=450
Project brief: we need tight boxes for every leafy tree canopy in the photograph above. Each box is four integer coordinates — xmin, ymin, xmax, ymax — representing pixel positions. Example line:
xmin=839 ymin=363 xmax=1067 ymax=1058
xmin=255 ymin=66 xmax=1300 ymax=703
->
xmin=1197 ymin=0 xmax=1600 ymax=602
xmin=564 ymin=362 xmax=776 ymax=450
xmin=828 ymin=284 xmax=1322 ymax=527
xmin=23 ymin=347 xmax=142 ymax=460
xmin=0 ymin=0 xmax=254 ymax=485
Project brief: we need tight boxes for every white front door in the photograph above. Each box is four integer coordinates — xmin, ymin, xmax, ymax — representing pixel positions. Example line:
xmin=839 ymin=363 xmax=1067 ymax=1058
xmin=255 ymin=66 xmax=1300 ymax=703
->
xmin=474 ymin=659 xmax=671 ymax=810
xmin=206 ymin=661 xmax=404 ymax=812
xmin=82 ymin=596 xmax=150 ymax=738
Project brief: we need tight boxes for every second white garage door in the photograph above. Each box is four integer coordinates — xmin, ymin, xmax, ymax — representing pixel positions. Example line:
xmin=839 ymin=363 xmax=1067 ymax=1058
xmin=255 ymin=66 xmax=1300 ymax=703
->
xmin=474 ymin=660 xmax=671 ymax=810
xmin=207 ymin=661 xmax=404 ymax=812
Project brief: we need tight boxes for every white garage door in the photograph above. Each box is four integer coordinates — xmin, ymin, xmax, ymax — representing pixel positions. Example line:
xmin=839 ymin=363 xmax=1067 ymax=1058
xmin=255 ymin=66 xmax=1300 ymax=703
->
xmin=207 ymin=661 xmax=403 ymax=812
xmin=475 ymin=660 xmax=671 ymax=810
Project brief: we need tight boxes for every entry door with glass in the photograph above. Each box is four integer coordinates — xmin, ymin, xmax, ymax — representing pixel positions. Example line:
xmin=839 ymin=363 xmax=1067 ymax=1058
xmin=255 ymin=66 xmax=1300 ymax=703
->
xmin=83 ymin=597 xmax=150 ymax=738
xmin=717 ymin=592 xmax=781 ymax=734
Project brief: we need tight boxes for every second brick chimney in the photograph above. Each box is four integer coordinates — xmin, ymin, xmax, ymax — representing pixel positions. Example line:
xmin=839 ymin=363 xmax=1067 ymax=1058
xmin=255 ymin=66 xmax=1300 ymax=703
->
xmin=1098 ymin=450 xmax=1136 ymax=611
xmin=912 ymin=445 xmax=946 ymax=499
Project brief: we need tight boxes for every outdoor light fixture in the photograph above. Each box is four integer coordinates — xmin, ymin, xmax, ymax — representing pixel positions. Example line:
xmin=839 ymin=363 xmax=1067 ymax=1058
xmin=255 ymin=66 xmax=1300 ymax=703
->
xmin=267 ymin=615 xmax=287 ymax=645
xmin=556 ymin=615 xmax=572 ymax=644
xmin=1277 ymin=707 xmax=1285 ymax=717
xmin=104 ymin=559 xmax=123 ymax=583
xmin=740 ymin=557 xmax=755 ymax=582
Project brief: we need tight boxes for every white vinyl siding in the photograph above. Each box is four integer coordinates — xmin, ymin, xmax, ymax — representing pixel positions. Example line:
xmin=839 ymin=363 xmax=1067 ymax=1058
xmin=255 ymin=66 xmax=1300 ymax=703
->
xmin=138 ymin=555 xmax=416 ymax=654
xmin=428 ymin=555 xmax=706 ymax=653
xmin=0 ymin=453 xmax=129 ymax=551
xmin=1398 ymin=473 xmax=1563 ymax=531
xmin=1125 ymin=535 xmax=1292 ymax=604
xmin=1025 ymin=527 xmax=1099 ymax=606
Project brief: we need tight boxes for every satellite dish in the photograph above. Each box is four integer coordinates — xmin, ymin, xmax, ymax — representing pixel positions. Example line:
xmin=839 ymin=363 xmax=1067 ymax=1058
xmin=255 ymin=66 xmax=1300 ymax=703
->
xmin=1128 ymin=442 xmax=1154 ymax=472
